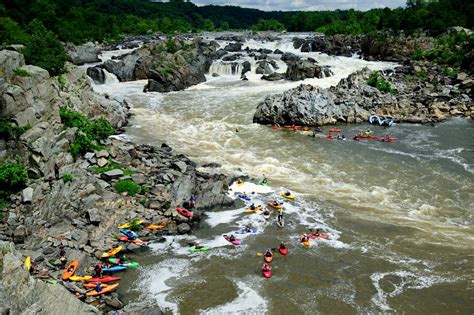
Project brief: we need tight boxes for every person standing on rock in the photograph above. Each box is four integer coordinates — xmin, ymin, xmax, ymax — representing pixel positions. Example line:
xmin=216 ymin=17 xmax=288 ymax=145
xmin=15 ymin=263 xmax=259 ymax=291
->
xmin=189 ymin=194 xmax=196 ymax=209
xmin=94 ymin=263 xmax=103 ymax=277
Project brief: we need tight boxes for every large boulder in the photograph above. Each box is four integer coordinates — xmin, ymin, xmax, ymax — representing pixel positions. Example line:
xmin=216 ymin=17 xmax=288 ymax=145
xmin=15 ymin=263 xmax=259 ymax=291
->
xmin=103 ymin=53 xmax=140 ymax=82
xmin=86 ymin=66 xmax=106 ymax=84
xmin=0 ymin=50 xmax=25 ymax=81
xmin=65 ymin=42 xmax=100 ymax=65
xmin=253 ymin=84 xmax=344 ymax=126
xmin=285 ymin=59 xmax=333 ymax=81
xmin=223 ymin=42 xmax=242 ymax=52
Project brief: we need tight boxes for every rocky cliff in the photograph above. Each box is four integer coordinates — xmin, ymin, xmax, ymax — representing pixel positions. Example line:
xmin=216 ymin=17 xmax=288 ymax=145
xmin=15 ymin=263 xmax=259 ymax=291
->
xmin=254 ymin=62 xmax=473 ymax=126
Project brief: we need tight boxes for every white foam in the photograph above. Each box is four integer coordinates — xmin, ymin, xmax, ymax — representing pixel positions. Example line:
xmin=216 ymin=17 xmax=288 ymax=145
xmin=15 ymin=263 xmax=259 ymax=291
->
xmin=200 ymin=280 xmax=268 ymax=314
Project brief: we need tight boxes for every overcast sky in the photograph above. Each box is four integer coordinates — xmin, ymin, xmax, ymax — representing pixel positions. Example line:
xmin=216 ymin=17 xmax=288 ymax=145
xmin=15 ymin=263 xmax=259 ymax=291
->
xmin=192 ymin=0 xmax=406 ymax=11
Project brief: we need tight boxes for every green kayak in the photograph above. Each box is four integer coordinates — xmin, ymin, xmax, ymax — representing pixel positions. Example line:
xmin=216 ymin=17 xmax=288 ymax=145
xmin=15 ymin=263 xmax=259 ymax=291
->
xmin=108 ymin=258 xmax=139 ymax=268
xmin=190 ymin=247 xmax=209 ymax=252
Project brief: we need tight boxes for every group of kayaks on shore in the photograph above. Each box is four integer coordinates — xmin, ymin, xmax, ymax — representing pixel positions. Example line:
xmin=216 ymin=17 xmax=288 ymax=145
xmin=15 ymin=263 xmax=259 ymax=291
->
xmin=271 ymin=125 xmax=399 ymax=143
xmin=24 ymin=218 xmax=166 ymax=300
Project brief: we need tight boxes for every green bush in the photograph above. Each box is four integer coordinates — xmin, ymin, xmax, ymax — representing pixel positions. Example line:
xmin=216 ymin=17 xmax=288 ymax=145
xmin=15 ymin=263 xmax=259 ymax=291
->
xmin=0 ymin=117 xmax=31 ymax=139
xmin=63 ymin=173 xmax=74 ymax=183
xmin=14 ymin=68 xmax=32 ymax=77
xmin=93 ymin=159 xmax=134 ymax=175
xmin=58 ymin=74 xmax=66 ymax=90
xmin=0 ymin=162 xmax=28 ymax=198
xmin=367 ymin=71 xmax=396 ymax=93
xmin=59 ymin=108 xmax=115 ymax=157
xmin=114 ymin=179 xmax=141 ymax=196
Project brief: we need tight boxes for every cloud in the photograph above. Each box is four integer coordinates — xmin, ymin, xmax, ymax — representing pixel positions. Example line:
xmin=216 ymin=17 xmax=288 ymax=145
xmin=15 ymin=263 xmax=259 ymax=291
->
xmin=192 ymin=0 xmax=406 ymax=11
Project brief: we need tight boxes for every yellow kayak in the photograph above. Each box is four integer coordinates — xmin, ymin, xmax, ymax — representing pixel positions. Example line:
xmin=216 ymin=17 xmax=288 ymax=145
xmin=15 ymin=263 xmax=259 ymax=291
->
xmin=281 ymin=192 xmax=295 ymax=199
xmin=69 ymin=275 xmax=92 ymax=281
xmin=236 ymin=179 xmax=244 ymax=187
xmin=101 ymin=246 xmax=123 ymax=258
xmin=302 ymin=241 xmax=311 ymax=247
xmin=118 ymin=220 xmax=144 ymax=229
xmin=243 ymin=205 xmax=263 ymax=213
xmin=146 ymin=224 xmax=165 ymax=230
xmin=25 ymin=256 xmax=31 ymax=271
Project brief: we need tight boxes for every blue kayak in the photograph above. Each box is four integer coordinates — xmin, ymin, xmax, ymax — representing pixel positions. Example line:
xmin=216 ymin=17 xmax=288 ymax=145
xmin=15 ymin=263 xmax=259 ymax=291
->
xmin=102 ymin=266 xmax=126 ymax=273
xmin=235 ymin=229 xmax=257 ymax=235
xmin=119 ymin=229 xmax=139 ymax=238
xmin=238 ymin=194 xmax=251 ymax=201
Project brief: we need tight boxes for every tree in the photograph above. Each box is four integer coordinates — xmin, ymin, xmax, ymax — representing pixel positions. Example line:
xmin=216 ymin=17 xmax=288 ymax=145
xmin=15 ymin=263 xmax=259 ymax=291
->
xmin=22 ymin=19 xmax=67 ymax=76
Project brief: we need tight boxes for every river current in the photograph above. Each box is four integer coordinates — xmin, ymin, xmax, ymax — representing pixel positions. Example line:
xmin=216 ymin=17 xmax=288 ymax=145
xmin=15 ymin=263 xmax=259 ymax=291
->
xmin=90 ymin=34 xmax=473 ymax=314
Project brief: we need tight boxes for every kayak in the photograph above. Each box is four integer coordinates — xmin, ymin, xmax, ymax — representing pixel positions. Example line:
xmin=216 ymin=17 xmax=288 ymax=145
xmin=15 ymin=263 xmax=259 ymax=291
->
xmin=177 ymin=207 xmax=193 ymax=218
xmin=223 ymin=235 xmax=241 ymax=245
xmin=25 ymin=256 xmax=31 ymax=271
xmin=121 ymin=262 xmax=139 ymax=268
xmin=358 ymin=135 xmax=377 ymax=139
xmin=235 ymin=229 xmax=257 ymax=235
xmin=117 ymin=235 xmax=147 ymax=246
xmin=146 ymin=224 xmax=165 ymax=230
xmin=119 ymin=229 xmax=139 ymax=238
xmin=86 ymin=283 xmax=119 ymax=297
xmin=262 ymin=210 xmax=272 ymax=220
xmin=329 ymin=129 xmax=342 ymax=133
xmin=374 ymin=136 xmax=399 ymax=142
xmin=118 ymin=220 xmax=143 ymax=229
xmin=325 ymin=135 xmax=337 ymax=139
xmin=284 ymin=125 xmax=303 ymax=130
xmin=108 ymin=258 xmax=121 ymax=265
xmin=102 ymin=266 xmax=126 ymax=273
xmin=86 ymin=276 xmax=121 ymax=283
xmin=243 ymin=205 xmax=263 ymax=213
xmin=62 ymin=260 xmax=78 ymax=280
xmin=271 ymin=125 xmax=280 ymax=129
xmin=279 ymin=247 xmax=288 ymax=255
xmin=83 ymin=282 xmax=113 ymax=289
xmin=262 ymin=267 xmax=272 ymax=278
xmin=101 ymin=246 xmax=123 ymax=258
xmin=302 ymin=241 xmax=311 ymax=247
xmin=263 ymin=253 xmax=273 ymax=263
xmin=280 ymin=192 xmax=295 ymax=199
xmin=307 ymin=234 xmax=330 ymax=239
xmin=190 ymin=247 xmax=209 ymax=252
xmin=268 ymin=202 xmax=283 ymax=209
xmin=352 ymin=136 xmax=360 ymax=141
xmin=69 ymin=275 xmax=92 ymax=282
xmin=238 ymin=194 xmax=251 ymax=201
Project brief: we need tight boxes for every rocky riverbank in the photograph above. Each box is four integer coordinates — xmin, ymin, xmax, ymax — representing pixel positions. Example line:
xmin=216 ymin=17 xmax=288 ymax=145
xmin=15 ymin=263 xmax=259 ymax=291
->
xmin=0 ymin=47 xmax=234 ymax=313
xmin=253 ymin=60 xmax=473 ymax=126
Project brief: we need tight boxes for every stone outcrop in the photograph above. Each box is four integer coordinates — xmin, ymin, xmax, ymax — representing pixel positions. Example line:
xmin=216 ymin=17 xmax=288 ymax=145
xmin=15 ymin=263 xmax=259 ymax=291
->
xmin=254 ymin=62 xmax=473 ymax=126
xmin=285 ymin=58 xmax=333 ymax=81
xmin=293 ymin=34 xmax=361 ymax=57
xmin=65 ymin=42 xmax=101 ymax=65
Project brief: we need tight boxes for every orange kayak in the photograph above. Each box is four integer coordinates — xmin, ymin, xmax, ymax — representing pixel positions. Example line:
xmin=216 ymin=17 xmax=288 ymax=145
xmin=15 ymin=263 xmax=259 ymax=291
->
xmin=62 ymin=260 xmax=78 ymax=280
xmin=267 ymin=202 xmax=283 ymax=209
xmin=146 ymin=224 xmax=165 ymax=230
xmin=86 ymin=283 xmax=119 ymax=296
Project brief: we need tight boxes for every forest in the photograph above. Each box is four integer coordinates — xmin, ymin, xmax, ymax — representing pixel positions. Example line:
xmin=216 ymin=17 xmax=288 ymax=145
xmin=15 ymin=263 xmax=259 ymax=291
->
xmin=0 ymin=0 xmax=472 ymax=75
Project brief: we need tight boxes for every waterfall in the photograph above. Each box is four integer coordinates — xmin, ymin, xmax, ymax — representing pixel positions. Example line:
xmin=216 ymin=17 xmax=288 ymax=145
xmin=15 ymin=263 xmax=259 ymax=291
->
xmin=208 ymin=61 xmax=243 ymax=76
xmin=103 ymin=69 xmax=119 ymax=84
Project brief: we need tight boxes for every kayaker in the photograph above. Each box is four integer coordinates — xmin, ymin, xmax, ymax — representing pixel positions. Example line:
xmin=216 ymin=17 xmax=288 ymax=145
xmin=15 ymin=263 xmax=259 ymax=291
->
xmin=244 ymin=225 xmax=252 ymax=233
xmin=250 ymin=203 xmax=256 ymax=210
xmin=300 ymin=234 xmax=309 ymax=243
xmin=264 ymin=249 xmax=272 ymax=257
xmin=279 ymin=242 xmax=286 ymax=250
xmin=126 ymin=230 xmax=136 ymax=240
xmin=263 ymin=209 xmax=271 ymax=215
xmin=228 ymin=235 xmax=236 ymax=242
xmin=285 ymin=191 xmax=291 ymax=196
xmin=237 ymin=178 xmax=243 ymax=185
xmin=277 ymin=208 xmax=284 ymax=221
xmin=272 ymin=200 xmax=279 ymax=207
xmin=194 ymin=242 xmax=204 ymax=249
xmin=59 ymin=256 xmax=67 ymax=269
xmin=94 ymin=263 xmax=103 ymax=277
xmin=58 ymin=246 xmax=66 ymax=258
xmin=313 ymin=229 xmax=321 ymax=237
xmin=95 ymin=283 xmax=103 ymax=293
xmin=261 ymin=175 xmax=268 ymax=185
xmin=189 ymin=194 xmax=196 ymax=209
xmin=262 ymin=263 xmax=271 ymax=272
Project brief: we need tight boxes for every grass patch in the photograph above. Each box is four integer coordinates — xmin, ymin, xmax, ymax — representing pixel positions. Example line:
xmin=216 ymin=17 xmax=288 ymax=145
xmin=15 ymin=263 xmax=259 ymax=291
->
xmin=92 ymin=159 xmax=134 ymax=175
xmin=114 ymin=179 xmax=141 ymax=196
xmin=415 ymin=71 xmax=427 ymax=79
xmin=63 ymin=173 xmax=74 ymax=183
xmin=0 ymin=117 xmax=31 ymax=139
xmin=14 ymin=68 xmax=32 ymax=77
xmin=367 ymin=71 xmax=397 ymax=94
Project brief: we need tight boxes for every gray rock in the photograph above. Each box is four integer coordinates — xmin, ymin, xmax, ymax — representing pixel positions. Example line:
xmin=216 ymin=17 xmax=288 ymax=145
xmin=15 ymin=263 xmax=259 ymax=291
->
xmin=0 ymin=50 xmax=25 ymax=81
xmin=96 ymin=150 xmax=109 ymax=158
xmin=86 ymin=66 xmax=106 ymax=84
xmin=97 ymin=157 xmax=109 ymax=167
xmin=84 ymin=152 xmax=95 ymax=160
xmin=177 ymin=223 xmax=191 ymax=234
xmin=173 ymin=161 xmax=187 ymax=173
xmin=101 ymin=169 xmax=124 ymax=180
xmin=12 ymin=225 xmax=26 ymax=244
xmin=66 ymin=42 xmax=100 ymax=65
xmin=21 ymin=187 xmax=34 ymax=204
xmin=223 ymin=42 xmax=242 ymax=52
xmin=87 ymin=208 xmax=101 ymax=225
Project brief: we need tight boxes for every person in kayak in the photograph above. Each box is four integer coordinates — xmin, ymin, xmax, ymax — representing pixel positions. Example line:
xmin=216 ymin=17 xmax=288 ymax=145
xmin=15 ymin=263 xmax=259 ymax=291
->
xmin=300 ymin=234 xmax=309 ymax=243
xmin=279 ymin=242 xmax=286 ymax=250
xmin=228 ymin=235 xmax=236 ymax=242
xmin=261 ymin=175 xmax=268 ymax=185
xmin=94 ymin=263 xmax=103 ymax=277
xmin=126 ymin=230 xmax=136 ymax=240
xmin=95 ymin=283 xmax=103 ymax=293
xmin=262 ymin=263 xmax=271 ymax=272
xmin=313 ymin=229 xmax=321 ymax=237
xmin=264 ymin=249 xmax=272 ymax=257
xmin=272 ymin=200 xmax=279 ymax=207
xmin=249 ymin=203 xmax=256 ymax=210
xmin=120 ymin=255 xmax=128 ymax=263
xmin=244 ymin=225 xmax=253 ymax=233
xmin=285 ymin=191 xmax=291 ymax=196
xmin=237 ymin=178 xmax=243 ymax=185
xmin=194 ymin=242 xmax=204 ymax=249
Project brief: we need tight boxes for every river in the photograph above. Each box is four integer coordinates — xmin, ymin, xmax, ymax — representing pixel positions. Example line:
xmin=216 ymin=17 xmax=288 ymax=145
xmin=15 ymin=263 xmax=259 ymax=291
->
xmin=91 ymin=34 xmax=474 ymax=314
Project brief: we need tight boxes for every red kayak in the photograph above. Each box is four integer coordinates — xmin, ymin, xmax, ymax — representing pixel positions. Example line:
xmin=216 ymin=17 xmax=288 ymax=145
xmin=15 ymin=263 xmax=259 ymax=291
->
xmin=329 ymin=129 xmax=342 ymax=133
xmin=325 ymin=135 xmax=337 ymax=139
xmin=86 ymin=276 xmax=121 ymax=283
xmin=262 ymin=266 xmax=272 ymax=278
xmin=278 ymin=246 xmax=288 ymax=255
xmin=283 ymin=125 xmax=303 ymax=130
xmin=358 ymin=135 xmax=377 ymax=139
xmin=374 ymin=136 xmax=398 ymax=142
xmin=307 ymin=234 xmax=330 ymax=239
xmin=177 ymin=207 xmax=193 ymax=218
xmin=271 ymin=125 xmax=280 ymax=129
xmin=352 ymin=136 xmax=360 ymax=141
